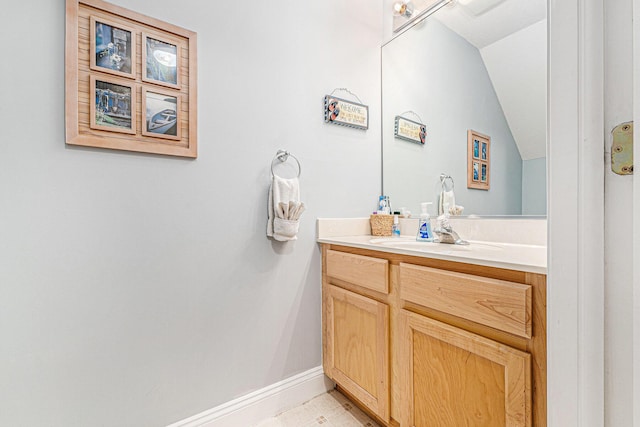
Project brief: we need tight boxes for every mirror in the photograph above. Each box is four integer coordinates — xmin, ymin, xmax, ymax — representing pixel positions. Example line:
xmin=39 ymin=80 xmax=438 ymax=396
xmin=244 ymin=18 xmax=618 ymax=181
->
xmin=382 ymin=0 xmax=547 ymax=216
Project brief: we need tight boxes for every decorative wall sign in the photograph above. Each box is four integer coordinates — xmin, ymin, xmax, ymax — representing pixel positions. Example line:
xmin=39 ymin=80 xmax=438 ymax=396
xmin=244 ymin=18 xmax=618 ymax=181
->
xmin=323 ymin=95 xmax=369 ymax=130
xmin=467 ymin=129 xmax=490 ymax=190
xmin=394 ymin=115 xmax=426 ymax=144
xmin=66 ymin=0 xmax=198 ymax=158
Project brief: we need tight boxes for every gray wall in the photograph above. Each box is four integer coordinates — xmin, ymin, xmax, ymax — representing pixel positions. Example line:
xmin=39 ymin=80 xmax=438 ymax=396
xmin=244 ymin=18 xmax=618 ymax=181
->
xmin=522 ymin=157 xmax=546 ymax=215
xmin=382 ymin=19 xmax=523 ymax=216
xmin=0 ymin=1 xmax=382 ymax=425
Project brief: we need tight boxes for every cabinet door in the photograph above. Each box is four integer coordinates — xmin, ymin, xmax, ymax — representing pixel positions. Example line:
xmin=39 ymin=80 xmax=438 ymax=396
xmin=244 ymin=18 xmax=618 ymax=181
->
xmin=400 ymin=310 xmax=531 ymax=427
xmin=324 ymin=284 xmax=390 ymax=422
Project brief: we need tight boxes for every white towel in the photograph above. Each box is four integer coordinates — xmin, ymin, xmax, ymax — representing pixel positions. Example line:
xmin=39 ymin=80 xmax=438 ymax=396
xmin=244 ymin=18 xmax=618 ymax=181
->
xmin=267 ymin=176 xmax=301 ymax=241
xmin=438 ymin=190 xmax=456 ymax=215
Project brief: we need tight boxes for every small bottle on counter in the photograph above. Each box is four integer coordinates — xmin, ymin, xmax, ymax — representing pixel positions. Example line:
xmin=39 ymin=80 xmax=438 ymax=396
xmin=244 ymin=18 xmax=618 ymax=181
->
xmin=392 ymin=215 xmax=401 ymax=237
xmin=377 ymin=195 xmax=391 ymax=214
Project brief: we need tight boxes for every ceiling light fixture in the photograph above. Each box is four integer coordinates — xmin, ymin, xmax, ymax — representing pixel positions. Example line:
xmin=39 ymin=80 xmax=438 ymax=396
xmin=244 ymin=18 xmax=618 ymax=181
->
xmin=393 ymin=1 xmax=414 ymax=17
xmin=393 ymin=0 xmax=453 ymax=33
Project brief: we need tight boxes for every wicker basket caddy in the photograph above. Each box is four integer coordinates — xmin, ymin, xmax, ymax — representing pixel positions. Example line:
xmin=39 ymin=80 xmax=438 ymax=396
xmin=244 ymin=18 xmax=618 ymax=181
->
xmin=370 ymin=214 xmax=394 ymax=236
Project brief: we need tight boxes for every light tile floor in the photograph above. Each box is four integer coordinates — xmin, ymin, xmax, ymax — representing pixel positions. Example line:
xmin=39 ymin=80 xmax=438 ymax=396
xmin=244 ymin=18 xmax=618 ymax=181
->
xmin=253 ymin=389 xmax=381 ymax=427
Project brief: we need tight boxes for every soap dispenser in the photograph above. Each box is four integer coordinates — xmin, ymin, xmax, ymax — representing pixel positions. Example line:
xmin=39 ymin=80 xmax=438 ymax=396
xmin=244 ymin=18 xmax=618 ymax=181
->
xmin=416 ymin=202 xmax=434 ymax=242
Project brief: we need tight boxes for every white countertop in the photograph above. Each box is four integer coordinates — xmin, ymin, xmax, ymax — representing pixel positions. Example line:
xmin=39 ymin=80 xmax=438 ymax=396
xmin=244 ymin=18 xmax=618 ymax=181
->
xmin=317 ymin=235 xmax=547 ymax=274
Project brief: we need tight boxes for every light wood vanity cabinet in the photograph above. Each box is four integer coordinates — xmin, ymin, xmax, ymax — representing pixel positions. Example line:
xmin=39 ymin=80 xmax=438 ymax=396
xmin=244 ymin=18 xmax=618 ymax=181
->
xmin=324 ymin=284 xmax=390 ymax=421
xmin=401 ymin=310 xmax=531 ymax=426
xmin=323 ymin=250 xmax=391 ymax=422
xmin=322 ymin=244 xmax=546 ymax=427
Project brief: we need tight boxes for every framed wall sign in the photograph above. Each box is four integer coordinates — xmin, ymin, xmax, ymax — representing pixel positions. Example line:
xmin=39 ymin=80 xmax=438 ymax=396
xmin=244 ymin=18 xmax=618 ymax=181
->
xmin=394 ymin=115 xmax=426 ymax=144
xmin=467 ymin=129 xmax=490 ymax=190
xmin=66 ymin=0 xmax=198 ymax=158
xmin=323 ymin=95 xmax=369 ymax=130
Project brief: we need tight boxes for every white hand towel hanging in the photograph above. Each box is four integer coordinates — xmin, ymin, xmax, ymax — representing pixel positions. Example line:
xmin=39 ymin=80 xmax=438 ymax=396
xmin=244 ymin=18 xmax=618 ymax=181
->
xmin=440 ymin=190 xmax=456 ymax=215
xmin=267 ymin=175 xmax=303 ymax=241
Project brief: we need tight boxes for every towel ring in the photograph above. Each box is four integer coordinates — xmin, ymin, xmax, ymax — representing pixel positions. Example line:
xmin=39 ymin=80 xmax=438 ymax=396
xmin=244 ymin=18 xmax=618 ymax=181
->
xmin=439 ymin=173 xmax=454 ymax=191
xmin=271 ymin=150 xmax=301 ymax=178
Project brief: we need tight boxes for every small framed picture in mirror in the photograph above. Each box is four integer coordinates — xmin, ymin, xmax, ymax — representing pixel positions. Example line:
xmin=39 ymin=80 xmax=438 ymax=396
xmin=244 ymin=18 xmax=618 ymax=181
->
xmin=467 ymin=130 xmax=490 ymax=190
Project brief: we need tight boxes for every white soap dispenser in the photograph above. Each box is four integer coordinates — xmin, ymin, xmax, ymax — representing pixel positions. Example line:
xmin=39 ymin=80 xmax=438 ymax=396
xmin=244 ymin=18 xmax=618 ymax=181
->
xmin=416 ymin=202 xmax=434 ymax=242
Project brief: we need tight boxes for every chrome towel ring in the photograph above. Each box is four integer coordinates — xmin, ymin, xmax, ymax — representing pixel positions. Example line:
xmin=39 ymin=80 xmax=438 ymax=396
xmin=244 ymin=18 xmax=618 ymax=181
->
xmin=271 ymin=150 xmax=301 ymax=178
xmin=439 ymin=173 xmax=454 ymax=191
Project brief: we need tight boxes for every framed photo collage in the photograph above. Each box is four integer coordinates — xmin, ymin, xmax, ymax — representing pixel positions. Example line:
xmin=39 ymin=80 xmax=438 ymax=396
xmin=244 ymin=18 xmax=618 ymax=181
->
xmin=467 ymin=129 xmax=490 ymax=190
xmin=66 ymin=0 xmax=197 ymax=157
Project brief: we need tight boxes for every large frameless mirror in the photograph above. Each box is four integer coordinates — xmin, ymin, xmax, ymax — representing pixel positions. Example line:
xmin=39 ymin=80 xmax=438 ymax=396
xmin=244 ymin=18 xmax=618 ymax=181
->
xmin=382 ymin=0 xmax=547 ymax=216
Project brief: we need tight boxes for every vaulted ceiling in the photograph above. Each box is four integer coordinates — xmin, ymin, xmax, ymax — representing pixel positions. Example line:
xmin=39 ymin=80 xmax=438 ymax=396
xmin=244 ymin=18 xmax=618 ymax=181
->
xmin=435 ymin=0 xmax=547 ymax=160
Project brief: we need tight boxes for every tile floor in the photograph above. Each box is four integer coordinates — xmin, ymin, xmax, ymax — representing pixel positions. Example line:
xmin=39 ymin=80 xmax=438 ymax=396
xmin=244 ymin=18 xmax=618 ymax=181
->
xmin=253 ymin=389 xmax=380 ymax=427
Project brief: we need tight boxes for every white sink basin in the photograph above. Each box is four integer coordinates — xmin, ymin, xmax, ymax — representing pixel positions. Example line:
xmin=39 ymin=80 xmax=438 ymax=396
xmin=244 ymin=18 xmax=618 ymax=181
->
xmin=369 ymin=237 xmax=503 ymax=253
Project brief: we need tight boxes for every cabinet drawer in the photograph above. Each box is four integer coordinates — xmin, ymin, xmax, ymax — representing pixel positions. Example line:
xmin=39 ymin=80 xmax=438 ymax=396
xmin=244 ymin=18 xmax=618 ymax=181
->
xmin=326 ymin=250 xmax=389 ymax=294
xmin=399 ymin=263 xmax=532 ymax=338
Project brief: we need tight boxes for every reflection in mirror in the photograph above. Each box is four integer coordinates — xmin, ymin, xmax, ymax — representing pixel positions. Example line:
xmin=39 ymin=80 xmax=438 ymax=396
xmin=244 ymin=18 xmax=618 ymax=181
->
xmin=382 ymin=0 xmax=547 ymax=216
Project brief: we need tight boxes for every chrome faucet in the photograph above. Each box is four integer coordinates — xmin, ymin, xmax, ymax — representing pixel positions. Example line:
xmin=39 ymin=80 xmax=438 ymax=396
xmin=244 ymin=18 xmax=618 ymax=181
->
xmin=433 ymin=215 xmax=469 ymax=245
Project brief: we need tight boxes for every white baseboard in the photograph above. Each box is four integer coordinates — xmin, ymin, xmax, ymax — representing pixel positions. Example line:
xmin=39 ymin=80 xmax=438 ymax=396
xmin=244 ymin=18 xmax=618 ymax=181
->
xmin=167 ymin=366 xmax=334 ymax=427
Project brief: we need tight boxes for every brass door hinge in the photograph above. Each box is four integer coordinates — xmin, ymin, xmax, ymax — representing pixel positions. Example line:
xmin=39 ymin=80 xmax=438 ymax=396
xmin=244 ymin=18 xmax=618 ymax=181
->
xmin=611 ymin=122 xmax=633 ymax=175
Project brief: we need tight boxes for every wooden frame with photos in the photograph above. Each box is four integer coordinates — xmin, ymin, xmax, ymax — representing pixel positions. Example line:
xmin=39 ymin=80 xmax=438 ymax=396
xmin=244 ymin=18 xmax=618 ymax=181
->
xmin=467 ymin=129 xmax=490 ymax=190
xmin=89 ymin=75 xmax=137 ymax=134
xmin=141 ymin=87 xmax=182 ymax=141
xmin=142 ymin=32 xmax=181 ymax=89
xmin=66 ymin=0 xmax=198 ymax=158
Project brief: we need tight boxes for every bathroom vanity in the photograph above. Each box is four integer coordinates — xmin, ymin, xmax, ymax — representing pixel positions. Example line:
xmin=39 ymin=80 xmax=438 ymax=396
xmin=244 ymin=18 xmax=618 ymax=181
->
xmin=318 ymin=220 xmax=546 ymax=427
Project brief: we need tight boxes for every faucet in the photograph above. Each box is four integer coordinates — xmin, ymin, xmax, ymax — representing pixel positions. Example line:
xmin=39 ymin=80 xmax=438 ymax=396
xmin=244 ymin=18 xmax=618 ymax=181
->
xmin=433 ymin=213 xmax=469 ymax=245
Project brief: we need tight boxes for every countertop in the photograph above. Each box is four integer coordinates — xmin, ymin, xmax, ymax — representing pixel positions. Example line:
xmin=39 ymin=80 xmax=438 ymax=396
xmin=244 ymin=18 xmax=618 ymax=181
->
xmin=317 ymin=235 xmax=547 ymax=274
